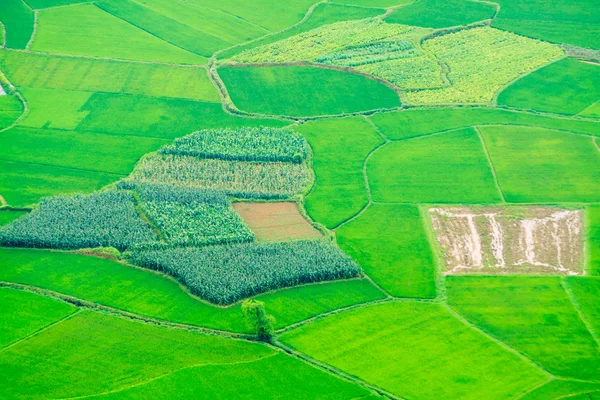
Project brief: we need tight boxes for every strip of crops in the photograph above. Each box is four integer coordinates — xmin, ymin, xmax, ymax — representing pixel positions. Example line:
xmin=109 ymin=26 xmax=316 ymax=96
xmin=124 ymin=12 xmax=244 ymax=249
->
xmin=160 ymin=127 xmax=309 ymax=163
xmin=0 ymin=191 xmax=156 ymax=251
xmin=316 ymin=40 xmax=417 ymax=67
xmin=128 ymin=154 xmax=312 ymax=199
xmin=126 ymin=240 xmax=362 ymax=305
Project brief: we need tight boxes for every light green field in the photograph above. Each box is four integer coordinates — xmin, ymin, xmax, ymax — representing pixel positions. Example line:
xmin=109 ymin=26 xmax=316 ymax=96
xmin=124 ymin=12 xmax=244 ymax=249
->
xmin=19 ymin=88 xmax=92 ymax=130
xmin=31 ymin=4 xmax=205 ymax=64
xmin=0 ymin=211 xmax=27 ymax=227
xmin=567 ymin=278 xmax=600 ymax=335
xmin=220 ymin=65 xmax=400 ymax=116
xmin=447 ymin=276 xmax=600 ymax=380
xmin=0 ymin=287 xmax=76 ymax=348
xmin=0 ymin=248 xmax=384 ymax=332
xmin=386 ymin=0 xmax=496 ymax=28
xmin=281 ymin=301 xmax=546 ymax=400
xmin=520 ymin=380 xmax=600 ymax=400
xmin=498 ymin=58 xmax=600 ymax=115
xmin=480 ymin=126 xmax=600 ymax=203
xmin=0 ymin=94 xmax=24 ymax=129
xmin=368 ymin=128 xmax=502 ymax=203
xmin=589 ymin=205 xmax=600 ymax=276
xmin=337 ymin=204 xmax=437 ymax=298
xmin=0 ymin=0 xmax=34 ymax=49
xmin=369 ymin=107 xmax=600 ymax=140
xmin=580 ymin=101 xmax=600 ymax=118
xmin=296 ymin=117 xmax=383 ymax=228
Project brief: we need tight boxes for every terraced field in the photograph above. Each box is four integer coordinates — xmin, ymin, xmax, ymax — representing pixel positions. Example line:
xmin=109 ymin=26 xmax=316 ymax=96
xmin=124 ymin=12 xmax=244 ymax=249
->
xmin=0 ymin=0 xmax=598 ymax=399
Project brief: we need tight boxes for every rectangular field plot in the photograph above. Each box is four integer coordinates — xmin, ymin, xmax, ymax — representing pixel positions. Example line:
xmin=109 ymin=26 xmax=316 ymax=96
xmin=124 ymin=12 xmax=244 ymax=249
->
xmin=430 ymin=206 xmax=583 ymax=276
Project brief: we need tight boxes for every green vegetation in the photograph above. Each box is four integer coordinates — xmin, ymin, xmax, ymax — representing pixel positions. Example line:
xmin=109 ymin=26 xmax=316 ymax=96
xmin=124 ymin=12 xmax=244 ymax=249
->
xmin=368 ymin=128 xmax=502 ymax=203
xmin=0 ymin=288 xmax=76 ymax=348
xmin=281 ymin=301 xmax=546 ymax=400
xmin=19 ymin=88 xmax=92 ymax=130
xmin=0 ymin=211 xmax=26 ymax=227
xmin=296 ymin=117 xmax=383 ymax=228
xmin=520 ymin=380 xmax=600 ymax=400
xmin=480 ymin=126 xmax=600 ymax=203
xmin=0 ymin=191 xmax=156 ymax=251
xmin=219 ymin=65 xmax=400 ymax=116
xmin=242 ymin=299 xmax=275 ymax=341
xmin=386 ymin=0 xmax=496 ymax=28
xmin=447 ymin=276 xmax=600 ymax=380
xmin=580 ymin=101 xmax=600 ymax=118
xmin=589 ymin=205 xmax=600 ymax=276
xmin=126 ymin=240 xmax=361 ymax=305
xmin=337 ymin=204 xmax=436 ymax=298
xmin=0 ymin=94 xmax=24 ymax=130
xmin=31 ymin=4 xmax=205 ymax=64
xmin=498 ymin=58 xmax=600 ymax=115
xmin=316 ymin=40 xmax=417 ymax=67
xmin=567 ymin=277 xmax=600 ymax=334
xmin=0 ymin=0 xmax=34 ymax=49
xmin=161 ymin=127 xmax=308 ymax=163
xmin=356 ymin=55 xmax=444 ymax=90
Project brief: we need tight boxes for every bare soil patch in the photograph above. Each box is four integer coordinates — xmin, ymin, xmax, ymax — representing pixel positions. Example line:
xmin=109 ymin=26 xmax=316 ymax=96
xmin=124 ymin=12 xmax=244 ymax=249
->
xmin=233 ymin=202 xmax=322 ymax=241
xmin=429 ymin=206 xmax=583 ymax=275
xmin=0 ymin=85 xmax=5 ymax=96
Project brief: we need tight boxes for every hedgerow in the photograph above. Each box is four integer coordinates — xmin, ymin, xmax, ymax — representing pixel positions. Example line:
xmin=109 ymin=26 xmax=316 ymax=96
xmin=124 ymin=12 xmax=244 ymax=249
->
xmin=0 ymin=191 xmax=156 ymax=250
xmin=160 ymin=126 xmax=309 ymax=163
xmin=126 ymin=240 xmax=362 ymax=305
xmin=128 ymin=153 xmax=312 ymax=199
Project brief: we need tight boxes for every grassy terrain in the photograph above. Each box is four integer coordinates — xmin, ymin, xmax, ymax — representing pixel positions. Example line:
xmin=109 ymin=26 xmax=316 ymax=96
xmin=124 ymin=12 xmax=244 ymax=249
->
xmin=368 ymin=128 xmax=502 ymax=203
xmin=589 ymin=205 xmax=600 ymax=276
xmin=520 ymin=380 xmax=600 ymax=400
xmin=337 ymin=204 xmax=437 ymax=298
xmin=296 ymin=117 xmax=383 ymax=228
xmin=447 ymin=276 xmax=600 ymax=380
xmin=281 ymin=301 xmax=546 ymax=400
xmin=219 ymin=65 xmax=400 ymax=116
xmin=0 ymin=211 xmax=27 ymax=227
xmin=30 ymin=4 xmax=205 ymax=64
xmin=0 ymin=0 xmax=34 ymax=49
xmin=0 ymin=287 xmax=76 ymax=348
xmin=580 ymin=101 xmax=600 ymax=118
xmin=386 ymin=0 xmax=496 ymax=28
xmin=480 ymin=126 xmax=600 ymax=203
xmin=19 ymin=88 xmax=92 ymax=130
xmin=0 ymin=94 xmax=24 ymax=130
xmin=567 ymin=277 xmax=600 ymax=335
xmin=498 ymin=58 xmax=600 ymax=115
xmin=369 ymin=108 xmax=600 ymax=140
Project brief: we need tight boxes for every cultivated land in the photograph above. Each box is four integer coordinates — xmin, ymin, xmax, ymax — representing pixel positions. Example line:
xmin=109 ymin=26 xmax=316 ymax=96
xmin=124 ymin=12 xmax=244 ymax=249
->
xmin=0 ymin=0 xmax=599 ymax=398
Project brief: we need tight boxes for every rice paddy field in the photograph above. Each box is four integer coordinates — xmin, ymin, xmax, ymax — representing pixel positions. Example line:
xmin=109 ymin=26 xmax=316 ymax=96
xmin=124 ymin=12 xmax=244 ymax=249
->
xmin=0 ymin=0 xmax=598 ymax=398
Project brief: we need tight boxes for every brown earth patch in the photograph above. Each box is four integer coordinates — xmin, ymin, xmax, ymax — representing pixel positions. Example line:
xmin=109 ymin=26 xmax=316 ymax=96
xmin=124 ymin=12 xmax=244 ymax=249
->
xmin=233 ymin=202 xmax=322 ymax=241
xmin=429 ymin=206 xmax=583 ymax=276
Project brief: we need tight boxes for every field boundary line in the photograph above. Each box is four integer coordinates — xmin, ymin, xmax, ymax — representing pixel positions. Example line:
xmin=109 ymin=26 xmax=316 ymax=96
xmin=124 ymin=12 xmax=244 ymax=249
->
xmin=443 ymin=303 xmax=554 ymax=377
xmin=25 ymin=10 xmax=39 ymax=50
xmin=0 ymin=22 xmax=6 ymax=49
xmin=513 ymin=377 xmax=554 ymax=400
xmin=176 ymin=0 xmax=271 ymax=34
xmin=419 ymin=204 xmax=447 ymax=301
xmin=56 ymin=353 xmax=279 ymax=400
xmin=0 ymin=308 xmax=82 ymax=353
xmin=0 ymin=157 xmax=126 ymax=177
xmin=593 ymin=137 xmax=600 ymax=153
xmin=474 ymin=125 xmax=506 ymax=202
xmin=0 ymin=72 xmax=29 ymax=134
xmin=560 ymin=278 xmax=600 ymax=349
xmin=273 ymin=340 xmax=403 ymax=400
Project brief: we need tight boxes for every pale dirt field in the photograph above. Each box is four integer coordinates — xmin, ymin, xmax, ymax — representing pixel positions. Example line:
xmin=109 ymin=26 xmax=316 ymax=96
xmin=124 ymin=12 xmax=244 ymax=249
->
xmin=429 ymin=206 xmax=583 ymax=275
xmin=232 ymin=202 xmax=322 ymax=241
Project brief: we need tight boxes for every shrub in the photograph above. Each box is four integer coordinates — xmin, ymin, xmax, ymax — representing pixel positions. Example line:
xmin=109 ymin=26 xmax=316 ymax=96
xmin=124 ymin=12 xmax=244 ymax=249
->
xmin=160 ymin=126 xmax=309 ymax=163
xmin=0 ymin=191 xmax=156 ymax=251
xmin=126 ymin=240 xmax=362 ymax=305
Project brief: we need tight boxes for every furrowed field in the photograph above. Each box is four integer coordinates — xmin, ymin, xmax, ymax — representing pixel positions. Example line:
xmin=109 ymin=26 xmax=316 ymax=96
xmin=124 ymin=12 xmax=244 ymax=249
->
xmin=0 ymin=0 xmax=599 ymax=398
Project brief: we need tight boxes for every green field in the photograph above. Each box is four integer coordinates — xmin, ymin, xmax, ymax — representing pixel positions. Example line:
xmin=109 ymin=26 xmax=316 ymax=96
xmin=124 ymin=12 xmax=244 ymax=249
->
xmin=589 ymin=205 xmax=600 ymax=276
xmin=219 ymin=65 xmax=401 ymax=116
xmin=386 ymin=0 xmax=496 ymax=28
xmin=0 ymin=0 xmax=34 ymax=49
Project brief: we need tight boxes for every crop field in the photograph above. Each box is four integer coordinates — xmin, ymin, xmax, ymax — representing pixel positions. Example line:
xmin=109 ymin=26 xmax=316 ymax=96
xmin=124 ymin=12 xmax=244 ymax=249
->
xmin=1 ymin=0 xmax=599 ymax=398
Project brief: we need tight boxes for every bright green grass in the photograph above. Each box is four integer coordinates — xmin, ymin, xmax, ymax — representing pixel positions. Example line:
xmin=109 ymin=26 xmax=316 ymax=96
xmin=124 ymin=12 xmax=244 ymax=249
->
xmin=580 ymin=101 xmax=600 ymax=118
xmin=25 ymin=0 xmax=90 ymax=8
xmin=281 ymin=301 xmax=546 ymax=400
xmin=498 ymin=58 xmax=600 ymax=115
xmin=337 ymin=204 xmax=436 ymax=298
xmin=369 ymin=107 xmax=600 ymax=140
xmin=0 ymin=211 xmax=27 ymax=227
xmin=566 ymin=277 xmax=600 ymax=336
xmin=96 ymin=0 xmax=229 ymax=57
xmin=0 ymin=51 xmax=218 ymax=101
xmin=447 ymin=276 xmax=600 ymax=380
xmin=589 ymin=205 xmax=600 ymax=276
xmin=20 ymin=88 xmax=92 ymax=130
xmin=331 ymin=0 xmax=412 ymax=6
xmin=219 ymin=65 xmax=400 ymax=117
xmin=0 ymin=127 xmax=169 ymax=175
xmin=296 ymin=117 xmax=383 ymax=228
xmin=0 ymin=0 xmax=34 ymax=49
xmin=386 ymin=0 xmax=496 ymax=28
xmin=480 ymin=126 xmax=600 ymax=203
xmin=368 ymin=128 xmax=502 ymax=203
xmin=0 ymin=160 xmax=119 ymax=208
xmin=492 ymin=0 xmax=600 ymax=49
xmin=92 ymin=352 xmax=370 ymax=399
xmin=520 ymin=380 xmax=600 ymax=400
xmin=0 ymin=310 xmax=273 ymax=399
xmin=219 ymin=3 xmax=384 ymax=59
xmin=0 ymin=94 xmax=24 ymax=130
xmin=0 ymin=287 xmax=76 ymax=348
xmin=0 ymin=248 xmax=384 ymax=331
xmin=30 ymin=4 xmax=205 ymax=64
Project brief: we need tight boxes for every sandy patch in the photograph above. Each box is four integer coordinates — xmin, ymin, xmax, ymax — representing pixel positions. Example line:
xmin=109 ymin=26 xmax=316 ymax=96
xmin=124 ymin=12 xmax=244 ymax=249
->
xmin=429 ymin=206 xmax=583 ymax=275
xmin=233 ymin=202 xmax=322 ymax=241
xmin=0 ymin=85 xmax=5 ymax=96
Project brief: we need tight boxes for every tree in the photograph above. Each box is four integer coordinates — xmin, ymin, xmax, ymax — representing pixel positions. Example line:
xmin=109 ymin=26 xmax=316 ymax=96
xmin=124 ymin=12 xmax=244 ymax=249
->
xmin=241 ymin=299 xmax=275 ymax=342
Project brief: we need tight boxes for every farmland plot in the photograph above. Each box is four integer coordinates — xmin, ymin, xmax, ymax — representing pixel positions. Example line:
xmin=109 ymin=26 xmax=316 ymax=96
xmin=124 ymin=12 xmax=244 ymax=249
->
xmin=386 ymin=0 xmax=496 ymax=28
xmin=589 ymin=205 xmax=600 ymax=276
xmin=0 ymin=0 xmax=34 ymax=49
